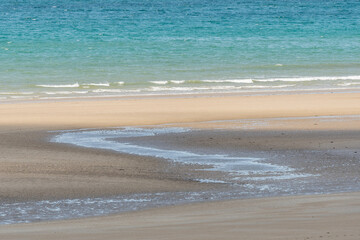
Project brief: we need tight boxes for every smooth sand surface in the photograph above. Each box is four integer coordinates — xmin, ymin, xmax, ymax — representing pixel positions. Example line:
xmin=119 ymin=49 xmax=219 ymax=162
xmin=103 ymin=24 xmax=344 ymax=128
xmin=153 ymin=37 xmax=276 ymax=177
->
xmin=1 ymin=92 xmax=360 ymax=130
xmin=1 ymin=92 xmax=360 ymax=239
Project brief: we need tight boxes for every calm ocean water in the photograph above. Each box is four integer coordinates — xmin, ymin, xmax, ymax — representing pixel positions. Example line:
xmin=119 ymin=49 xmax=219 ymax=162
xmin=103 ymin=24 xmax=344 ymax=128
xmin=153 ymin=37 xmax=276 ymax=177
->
xmin=1 ymin=0 xmax=360 ymax=100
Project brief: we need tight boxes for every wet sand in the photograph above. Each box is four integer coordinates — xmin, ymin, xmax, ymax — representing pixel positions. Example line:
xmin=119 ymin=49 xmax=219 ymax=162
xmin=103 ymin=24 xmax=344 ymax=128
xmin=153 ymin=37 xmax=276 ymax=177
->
xmin=0 ymin=92 xmax=360 ymax=239
xmin=1 ymin=192 xmax=360 ymax=240
xmin=0 ymin=130 xmax=206 ymax=202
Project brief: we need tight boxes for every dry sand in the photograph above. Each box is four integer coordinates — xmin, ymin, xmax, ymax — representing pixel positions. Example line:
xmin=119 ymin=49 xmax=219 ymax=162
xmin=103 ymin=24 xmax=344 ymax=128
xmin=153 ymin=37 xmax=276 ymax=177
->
xmin=0 ymin=92 xmax=360 ymax=239
xmin=1 ymin=92 xmax=360 ymax=130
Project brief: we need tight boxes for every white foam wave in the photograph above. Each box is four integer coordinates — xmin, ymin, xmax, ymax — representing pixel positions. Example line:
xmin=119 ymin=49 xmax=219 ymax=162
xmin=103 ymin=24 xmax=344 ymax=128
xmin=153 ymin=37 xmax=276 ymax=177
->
xmin=37 ymin=83 xmax=80 ymax=88
xmin=84 ymin=82 xmax=110 ymax=87
xmin=44 ymin=91 xmax=72 ymax=95
xmin=92 ymin=89 xmax=141 ymax=93
xmin=43 ymin=91 xmax=88 ymax=95
xmin=10 ymin=96 xmax=32 ymax=99
xmin=0 ymin=92 xmax=34 ymax=95
xmin=117 ymin=81 xmax=125 ymax=85
xmin=150 ymin=86 xmax=239 ymax=92
xmin=254 ymin=76 xmax=360 ymax=82
xmin=202 ymin=79 xmax=253 ymax=84
xmin=337 ymin=82 xmax=360 ymax=87
xmin=170 ymin=80 xmax=185 ymax=84
xmin=73 ymin=91 xmax=89 ymax=94
xmin=150 ymin=87 xmax=180 ymax=91
xmin=149 ymin=80 xmax=186 ymax=85
xmin=150 ymin=81 xmax=168 ymax=85
xmin=149 ymin=84 xmax=295 ymax=92
xmin=243 ymin=84 xmax=295 ymax=89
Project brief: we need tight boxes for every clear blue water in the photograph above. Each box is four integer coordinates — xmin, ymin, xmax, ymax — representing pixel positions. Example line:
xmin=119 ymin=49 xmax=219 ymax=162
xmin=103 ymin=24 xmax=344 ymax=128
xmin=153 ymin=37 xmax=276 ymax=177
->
xmin=1 ymin=0 xmax=360 ymax=99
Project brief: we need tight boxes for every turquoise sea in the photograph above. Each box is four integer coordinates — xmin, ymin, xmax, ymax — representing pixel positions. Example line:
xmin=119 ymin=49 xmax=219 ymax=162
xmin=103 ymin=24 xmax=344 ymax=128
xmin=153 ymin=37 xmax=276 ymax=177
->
xmin=1 ymin=0 xmax=360 ymax=100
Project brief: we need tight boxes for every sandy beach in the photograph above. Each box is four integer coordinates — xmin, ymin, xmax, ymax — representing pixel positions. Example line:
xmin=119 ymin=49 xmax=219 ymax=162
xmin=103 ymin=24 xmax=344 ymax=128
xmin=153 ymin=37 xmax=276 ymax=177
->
xmin=1 ymin=192 xmax=360 ymax=240
xmin=1 ymin=91 xmax=360 ymax=239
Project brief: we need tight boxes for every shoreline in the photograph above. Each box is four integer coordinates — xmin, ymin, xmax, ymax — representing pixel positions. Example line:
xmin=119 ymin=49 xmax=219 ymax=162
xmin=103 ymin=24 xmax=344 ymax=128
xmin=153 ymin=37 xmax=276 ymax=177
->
xmin=1 ymin=87 xmax=360 ymax=105
xmin=0 ymin=91 xmax=360 ymax=238
xmin=1 ymin=192 xmax=360 ymax=239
